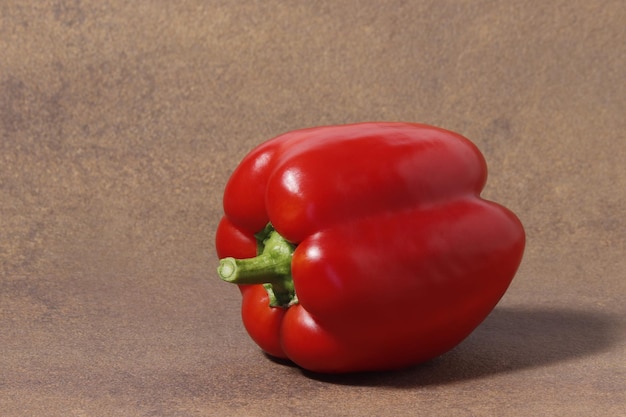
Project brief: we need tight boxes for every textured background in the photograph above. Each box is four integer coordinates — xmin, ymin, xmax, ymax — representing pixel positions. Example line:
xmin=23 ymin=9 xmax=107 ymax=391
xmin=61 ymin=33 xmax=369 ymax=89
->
xmin=1 ymin=1 xmax=624 ymax=416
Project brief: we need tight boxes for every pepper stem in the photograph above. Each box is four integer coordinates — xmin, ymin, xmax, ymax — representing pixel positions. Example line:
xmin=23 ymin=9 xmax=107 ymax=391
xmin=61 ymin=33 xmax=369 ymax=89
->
xmin=218 ymin=225 xmax=296 ymax=307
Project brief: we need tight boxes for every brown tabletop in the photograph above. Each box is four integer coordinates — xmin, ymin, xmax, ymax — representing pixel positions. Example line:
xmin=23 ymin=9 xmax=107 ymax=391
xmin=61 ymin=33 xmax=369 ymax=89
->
xmin=1 ymin=1 xmax=624 ymax=416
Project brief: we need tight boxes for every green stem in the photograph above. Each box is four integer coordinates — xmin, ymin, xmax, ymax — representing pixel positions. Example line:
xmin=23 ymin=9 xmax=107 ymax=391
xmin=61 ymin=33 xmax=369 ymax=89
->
xmin=218 ymin=225 xmax=297 ymax=308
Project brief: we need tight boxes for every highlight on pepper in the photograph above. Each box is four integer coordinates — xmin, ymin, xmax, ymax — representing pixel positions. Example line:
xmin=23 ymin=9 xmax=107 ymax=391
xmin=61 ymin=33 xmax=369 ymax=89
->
xmin=215 ymin=122 xmax=525 ymax=374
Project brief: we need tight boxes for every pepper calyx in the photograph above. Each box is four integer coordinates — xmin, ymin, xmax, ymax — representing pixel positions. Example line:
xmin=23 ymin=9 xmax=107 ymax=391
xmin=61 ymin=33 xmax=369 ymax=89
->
xmin=218 ymin=224 xmax=296 ymax=308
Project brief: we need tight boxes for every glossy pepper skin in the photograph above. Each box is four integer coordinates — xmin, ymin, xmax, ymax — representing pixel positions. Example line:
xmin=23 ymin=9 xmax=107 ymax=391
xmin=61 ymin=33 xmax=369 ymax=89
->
xmin=216 ymin=122 xmax=525 ymax=373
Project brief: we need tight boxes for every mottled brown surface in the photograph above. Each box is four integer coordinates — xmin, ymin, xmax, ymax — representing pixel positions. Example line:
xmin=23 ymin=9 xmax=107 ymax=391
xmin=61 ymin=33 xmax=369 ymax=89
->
xmin=1 ymin=1 xmax=624 ymax=416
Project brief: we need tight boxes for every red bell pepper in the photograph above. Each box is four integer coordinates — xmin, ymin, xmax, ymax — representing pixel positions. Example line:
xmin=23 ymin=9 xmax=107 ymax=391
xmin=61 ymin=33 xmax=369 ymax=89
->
xmin=216 ymin=122 xmax=525 ymax=373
